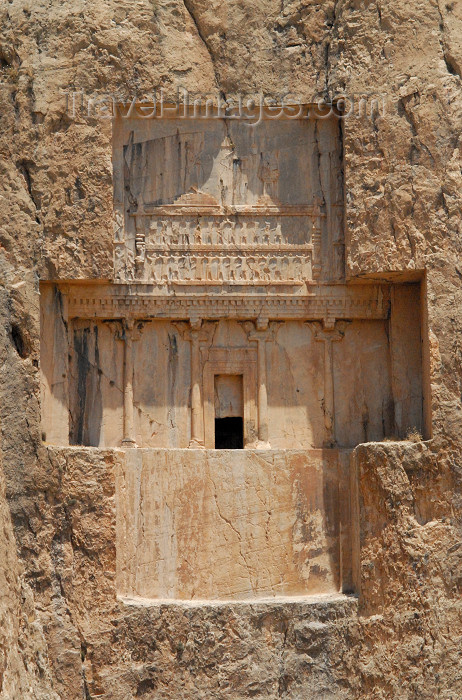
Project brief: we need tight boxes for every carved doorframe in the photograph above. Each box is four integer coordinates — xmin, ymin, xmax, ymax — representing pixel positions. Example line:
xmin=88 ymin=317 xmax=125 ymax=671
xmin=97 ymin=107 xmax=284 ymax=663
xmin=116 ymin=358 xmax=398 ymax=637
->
xmin=201 ymin=347 xmax=258 ymax=448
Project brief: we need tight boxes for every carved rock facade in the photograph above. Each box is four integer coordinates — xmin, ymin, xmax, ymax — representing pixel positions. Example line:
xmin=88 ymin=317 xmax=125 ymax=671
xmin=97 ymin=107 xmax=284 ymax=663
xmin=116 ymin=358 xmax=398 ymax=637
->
xmin=39 ymin=111 xmax=427 ymax=607
xmin=0 ymin=0 xmax=461 ymax=697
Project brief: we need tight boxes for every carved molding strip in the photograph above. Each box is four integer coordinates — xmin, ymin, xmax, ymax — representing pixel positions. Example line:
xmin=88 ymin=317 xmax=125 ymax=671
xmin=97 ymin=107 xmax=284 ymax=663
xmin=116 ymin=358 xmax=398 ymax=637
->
xmin=143 ymin=246 xmax=314 ymax=253
xmin=135 ymin=205 xmax=326 ymax=217
xmin=63 ymin=284 xmax=390 ymax=322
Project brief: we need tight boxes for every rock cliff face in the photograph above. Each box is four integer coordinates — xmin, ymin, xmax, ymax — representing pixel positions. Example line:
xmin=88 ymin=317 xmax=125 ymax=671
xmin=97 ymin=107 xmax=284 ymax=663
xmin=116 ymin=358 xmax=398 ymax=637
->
xmin=0 ymin=0 xmax=461 ymax=698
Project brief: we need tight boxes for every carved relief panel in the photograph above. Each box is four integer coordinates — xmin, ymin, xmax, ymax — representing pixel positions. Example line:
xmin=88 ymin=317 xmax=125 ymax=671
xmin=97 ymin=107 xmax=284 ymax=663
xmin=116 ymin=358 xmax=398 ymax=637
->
xmin=113 ymin=111 xmax=344 ymax=287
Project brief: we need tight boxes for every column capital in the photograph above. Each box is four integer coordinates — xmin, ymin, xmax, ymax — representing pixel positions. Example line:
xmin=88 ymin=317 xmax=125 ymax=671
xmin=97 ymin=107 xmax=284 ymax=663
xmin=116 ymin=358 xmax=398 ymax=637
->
xmin=173 ymin=320 xmax=216 ymax=343
xmin=115 ymin=319 xmax=145 ymax=342
xmin=306 ymin=319 xmax=349 ymax=342
xmin=256 ymin=316 xmax=269 ymax=331
xmin=242 ymin=320 xmax=282 ymax=343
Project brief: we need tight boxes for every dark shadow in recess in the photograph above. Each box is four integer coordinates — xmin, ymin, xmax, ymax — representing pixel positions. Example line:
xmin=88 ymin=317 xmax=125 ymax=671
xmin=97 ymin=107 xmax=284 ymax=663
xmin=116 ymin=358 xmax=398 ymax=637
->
xmin=215 ymin=417 xmax=244 ymax=449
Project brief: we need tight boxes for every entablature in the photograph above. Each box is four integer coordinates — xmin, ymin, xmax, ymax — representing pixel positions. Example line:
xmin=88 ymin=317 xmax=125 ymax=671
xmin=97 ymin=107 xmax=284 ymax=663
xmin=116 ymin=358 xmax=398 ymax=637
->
xmin=55 ymin=282 xmax=390 ymax=326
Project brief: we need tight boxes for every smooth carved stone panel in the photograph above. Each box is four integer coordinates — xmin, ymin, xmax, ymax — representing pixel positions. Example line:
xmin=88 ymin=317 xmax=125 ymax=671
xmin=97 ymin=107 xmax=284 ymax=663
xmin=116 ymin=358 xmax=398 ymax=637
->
xmin=214 ymin=374 xmax=244 ymax=419
xmin=113 ymin=114 xmax=344 ymax=286
xmin=69 ymin=320 xmax=124 ymax=447
xmin=132 ymin=322 xmax=191 ymax=448
xmin=40 ymin=285 xmax=69 ymax=444
xmin=116 ymin=449 xmax=353 ymax=601
xmin=332 ymin=321 xmax=396 ymax=446
xmin=128 ymin=120 xmax=317 ymax=208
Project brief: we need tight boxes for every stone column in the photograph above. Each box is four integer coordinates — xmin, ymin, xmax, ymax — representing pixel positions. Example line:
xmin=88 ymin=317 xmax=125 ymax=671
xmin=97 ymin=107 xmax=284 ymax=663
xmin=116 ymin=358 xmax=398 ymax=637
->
xmin=120 ymin=319 xmax=143 ymax=447
xmin=174 ymin=319 xmax=216 ymax=448
xmin=245 ymin=320 xmax=281 ymax=449
xmin=189 ymin=319 xmax=204 ymax=448
xmin=308 ymin=320 xmax=347 ymax=446
xmin=256 ymin=336 xmax=269 ymax=444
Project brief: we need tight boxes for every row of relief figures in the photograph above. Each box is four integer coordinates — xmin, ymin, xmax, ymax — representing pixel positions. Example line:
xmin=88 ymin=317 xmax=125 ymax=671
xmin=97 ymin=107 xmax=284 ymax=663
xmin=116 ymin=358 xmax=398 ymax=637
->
xmin=114 ymin=246 xmax=314 ymax=283
xmin=115 ymin=213 xmax=323 ymax=248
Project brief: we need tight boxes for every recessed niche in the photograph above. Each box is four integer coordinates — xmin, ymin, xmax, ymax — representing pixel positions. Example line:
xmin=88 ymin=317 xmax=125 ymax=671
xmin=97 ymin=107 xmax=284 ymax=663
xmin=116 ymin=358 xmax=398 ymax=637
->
xmin=40 ymin=285 xmax=425 ymax=450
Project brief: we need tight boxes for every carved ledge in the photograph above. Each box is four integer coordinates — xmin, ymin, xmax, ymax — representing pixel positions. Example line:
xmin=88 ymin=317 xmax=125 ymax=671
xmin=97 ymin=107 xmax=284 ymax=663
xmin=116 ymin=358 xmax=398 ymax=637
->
xmin=64 ymin=284 xmax=390 ymax=323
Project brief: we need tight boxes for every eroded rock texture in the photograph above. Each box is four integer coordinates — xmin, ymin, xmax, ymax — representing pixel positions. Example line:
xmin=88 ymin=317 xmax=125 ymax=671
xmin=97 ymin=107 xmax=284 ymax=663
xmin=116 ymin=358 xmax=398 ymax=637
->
xmin=0 ymin=0 xmax=461 ymax=698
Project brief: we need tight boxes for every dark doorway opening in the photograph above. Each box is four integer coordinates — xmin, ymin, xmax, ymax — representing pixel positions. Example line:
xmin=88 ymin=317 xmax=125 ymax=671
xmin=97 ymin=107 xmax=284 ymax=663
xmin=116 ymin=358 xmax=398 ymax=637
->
xmin=215 ymin=417 xmax=244 ymax=449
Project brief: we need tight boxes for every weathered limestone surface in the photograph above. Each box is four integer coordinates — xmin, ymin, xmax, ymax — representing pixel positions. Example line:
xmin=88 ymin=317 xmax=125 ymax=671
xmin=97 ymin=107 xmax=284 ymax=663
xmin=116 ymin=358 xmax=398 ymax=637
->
xmin=0 ymin=0 xmax=461 ymax=698
xmin=116 ymin=449 xmax=352 ymax=600
xmin=0 ymin=447 xmax=60 ymax=699
xmin=351 ymin=442 xmax=462 ymax=698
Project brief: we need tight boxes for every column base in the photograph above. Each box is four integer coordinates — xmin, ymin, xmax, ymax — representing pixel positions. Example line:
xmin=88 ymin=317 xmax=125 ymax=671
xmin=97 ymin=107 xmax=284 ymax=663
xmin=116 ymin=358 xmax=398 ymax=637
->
xmin=122 ymin=438 xmax=137 ymax=448
xmin=255 ymin=440 xmax=271 ymax=449
xmin=189 ymin=439 xmax=205 ymax=449
xmin=246 ymin=440 xmax=271 ymax=450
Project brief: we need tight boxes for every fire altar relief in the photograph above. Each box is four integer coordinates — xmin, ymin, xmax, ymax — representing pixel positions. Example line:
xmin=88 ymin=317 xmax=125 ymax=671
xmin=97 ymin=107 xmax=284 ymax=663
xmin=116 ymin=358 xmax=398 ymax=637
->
xmin=40 ymin=109 xmax=428 ymax=601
